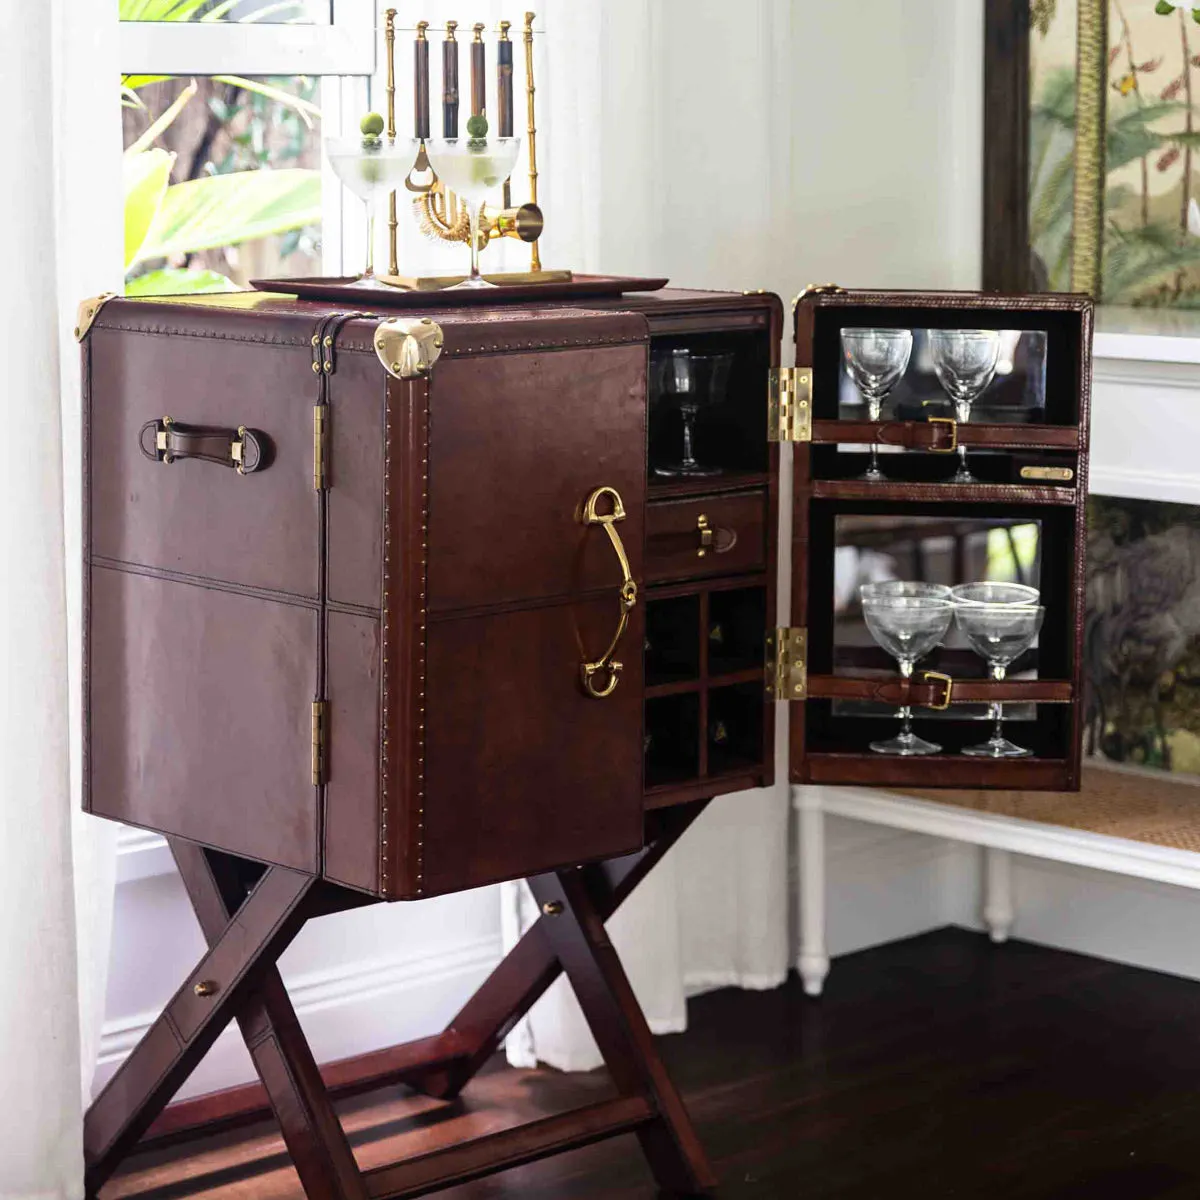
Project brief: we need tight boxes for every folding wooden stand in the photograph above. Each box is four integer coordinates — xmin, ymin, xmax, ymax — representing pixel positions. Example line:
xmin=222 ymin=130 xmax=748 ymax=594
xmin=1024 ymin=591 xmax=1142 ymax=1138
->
xmin=83 ymin=802 xmax=716 ymax=1199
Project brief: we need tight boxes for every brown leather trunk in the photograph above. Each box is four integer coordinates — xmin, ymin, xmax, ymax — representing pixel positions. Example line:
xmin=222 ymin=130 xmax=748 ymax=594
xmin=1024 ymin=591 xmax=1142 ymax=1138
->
xmin=83 ymin=295 xmax=649 ymax=899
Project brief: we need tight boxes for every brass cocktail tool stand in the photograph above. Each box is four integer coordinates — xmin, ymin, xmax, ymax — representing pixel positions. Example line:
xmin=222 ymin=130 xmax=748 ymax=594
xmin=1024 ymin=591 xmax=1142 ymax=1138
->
xmin=382 ymin=10 xmax=569 ymax=290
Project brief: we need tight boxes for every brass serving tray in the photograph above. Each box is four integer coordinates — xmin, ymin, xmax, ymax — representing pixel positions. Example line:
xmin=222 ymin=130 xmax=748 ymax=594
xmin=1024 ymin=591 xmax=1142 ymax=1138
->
xmin=250 ymin=273 xmax=669 ymax=307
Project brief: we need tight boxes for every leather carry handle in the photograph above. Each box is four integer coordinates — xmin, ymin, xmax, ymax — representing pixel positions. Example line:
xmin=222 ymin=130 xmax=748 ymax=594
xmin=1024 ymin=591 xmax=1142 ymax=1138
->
xmin=806 ymin=672 xmax=1073 ymax=709
xmin=139 ymin=416 xmax=269 ymax=475
xmin=579 ymin=486 xmax=638 ymax=699
xmin=811 ymin=419 xmax=1081 ymax=452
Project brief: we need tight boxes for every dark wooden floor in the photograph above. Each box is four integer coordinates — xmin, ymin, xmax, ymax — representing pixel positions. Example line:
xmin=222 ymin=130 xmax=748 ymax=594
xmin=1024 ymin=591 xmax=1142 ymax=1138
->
xmin=107 ymin=928 xmax=1200 ymax=1199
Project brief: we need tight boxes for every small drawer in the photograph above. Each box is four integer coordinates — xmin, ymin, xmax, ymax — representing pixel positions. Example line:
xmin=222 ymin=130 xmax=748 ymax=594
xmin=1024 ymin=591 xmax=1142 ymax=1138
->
xmin=646 ymin=490 xmax=766 ymax=583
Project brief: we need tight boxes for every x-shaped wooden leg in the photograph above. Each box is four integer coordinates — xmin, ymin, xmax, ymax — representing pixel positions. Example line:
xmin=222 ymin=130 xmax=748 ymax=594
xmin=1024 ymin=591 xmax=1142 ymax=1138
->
xmin=170 ymin=841 xmax=368 ymax=1200
xmin=96 ymin=801 xmax=715 ymax=1197
xmin=84 ymin=859 xmax=318 ymax=1194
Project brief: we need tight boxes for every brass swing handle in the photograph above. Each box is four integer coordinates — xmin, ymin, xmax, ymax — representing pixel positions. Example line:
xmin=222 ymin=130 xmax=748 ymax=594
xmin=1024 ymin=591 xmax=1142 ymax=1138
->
xmin=580 ymin=486 xmax=638 ymax=699
xmin=139 ymin=417 xmax=268 ymax=475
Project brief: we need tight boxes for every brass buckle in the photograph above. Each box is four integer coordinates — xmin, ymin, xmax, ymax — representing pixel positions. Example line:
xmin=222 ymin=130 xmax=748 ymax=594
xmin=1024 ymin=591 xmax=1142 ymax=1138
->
xmin=927 ymin=417 xmax=957 ymax=454
xmin=922 ymin=671 xmax=954 ymax=711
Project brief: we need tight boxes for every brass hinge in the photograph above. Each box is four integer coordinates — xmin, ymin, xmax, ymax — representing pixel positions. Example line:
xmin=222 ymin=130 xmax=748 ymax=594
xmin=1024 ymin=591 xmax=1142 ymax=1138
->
xmin=766 ymin=627 xmax=807 ymax=701
xmin=768 ymin=367 xmax=812 ymax=443
xmin=313 ymin=404 xmax=328 ymax=491
xmin=312 ymin=700 xmax=328 ymax=786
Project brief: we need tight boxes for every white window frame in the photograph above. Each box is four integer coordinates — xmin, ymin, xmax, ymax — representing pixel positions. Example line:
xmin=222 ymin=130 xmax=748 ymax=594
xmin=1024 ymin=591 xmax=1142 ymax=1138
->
xmin=119 ymin=0 xmax=375 ymax=278
xmin=118 ymin=0 xmax=375 ymax=76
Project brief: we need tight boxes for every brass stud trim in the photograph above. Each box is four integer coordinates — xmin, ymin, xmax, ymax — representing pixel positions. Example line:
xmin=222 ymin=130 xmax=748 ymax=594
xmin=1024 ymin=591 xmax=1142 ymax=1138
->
xmin=193 ymin=980 xmax=219 ymax=998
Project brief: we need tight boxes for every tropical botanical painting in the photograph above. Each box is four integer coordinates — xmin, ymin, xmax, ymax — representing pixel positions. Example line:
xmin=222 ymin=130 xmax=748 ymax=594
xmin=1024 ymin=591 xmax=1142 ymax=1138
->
xmin=120 ymin=0 xmax=323 ymax=296
xmin=1031 ymin=0 xmax=1200 ymax=304
xmin=1087 ymin=496 xmax=1200 ymax=771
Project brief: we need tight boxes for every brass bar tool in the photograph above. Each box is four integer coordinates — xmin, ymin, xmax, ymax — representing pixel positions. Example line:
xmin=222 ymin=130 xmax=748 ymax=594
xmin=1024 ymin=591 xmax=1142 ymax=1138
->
xmin=498 ymin=20 xmax=514 ymax=207
xmin=385 ymin=8 xmax=399 ymax=275
xmin=443 ymin=21 xmax=460 ymax=138
xmin=405 ymin=21 xmax=435 ymax=194
xmin=471 ymin=23 xmax=486 ymax=117
xmin=523 ymin=11 xmax=541 ymax=271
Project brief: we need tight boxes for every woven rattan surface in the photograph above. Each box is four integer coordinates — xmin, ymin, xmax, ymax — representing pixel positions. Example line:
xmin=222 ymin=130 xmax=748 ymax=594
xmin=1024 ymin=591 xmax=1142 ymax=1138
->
xmin=896 ymin=762 xmax=1200 ymax=854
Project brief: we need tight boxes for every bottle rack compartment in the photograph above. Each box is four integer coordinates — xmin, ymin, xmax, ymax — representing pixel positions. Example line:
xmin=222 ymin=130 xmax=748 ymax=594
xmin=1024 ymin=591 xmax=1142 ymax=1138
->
xmin=644 ymin=583 xmax=770 ymax=793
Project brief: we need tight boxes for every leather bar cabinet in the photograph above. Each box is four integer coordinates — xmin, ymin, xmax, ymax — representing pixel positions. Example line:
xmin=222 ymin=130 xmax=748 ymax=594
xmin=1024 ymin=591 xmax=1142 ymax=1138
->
xmin=77 ymin=283 xmax=1092 ymax=1196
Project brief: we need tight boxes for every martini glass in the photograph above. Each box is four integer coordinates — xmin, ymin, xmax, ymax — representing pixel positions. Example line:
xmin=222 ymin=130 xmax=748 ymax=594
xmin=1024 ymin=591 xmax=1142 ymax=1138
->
xmin=325 ymin=137 xmax=419 ymax=286
xmin=860 ymin=592 xmax=954 ymax=755
xmin=955 ymin=602 xmax=1045 ymax=757
xmin=841 ymin=328 xmax=913 ymax=482
xmin=425 ymin=137 xmax=521 ymax=289
xmin=930 ymin=330 xmax=1001 ymax=484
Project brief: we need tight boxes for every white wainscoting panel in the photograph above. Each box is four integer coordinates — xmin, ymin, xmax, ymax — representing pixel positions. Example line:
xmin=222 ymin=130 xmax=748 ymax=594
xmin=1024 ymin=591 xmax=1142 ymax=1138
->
xmin=97 ymin=864 xmax=503 ymax=1100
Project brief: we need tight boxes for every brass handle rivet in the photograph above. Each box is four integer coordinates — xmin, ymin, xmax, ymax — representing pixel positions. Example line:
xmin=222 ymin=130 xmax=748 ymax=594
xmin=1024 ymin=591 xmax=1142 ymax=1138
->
xmin=193 ymin=980 xmax=219 ymax=998
xmin=542 ymin=900 xmax=564 ymax=917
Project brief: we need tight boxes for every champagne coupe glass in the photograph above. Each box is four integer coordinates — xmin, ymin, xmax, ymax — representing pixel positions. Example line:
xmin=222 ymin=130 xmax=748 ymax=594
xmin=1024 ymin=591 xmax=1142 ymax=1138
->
xmin=955 ymin=602 xmax=1045 ymax=758
xmin=930 ymin=329 xmax=1002 ymax=484
xmin=861 ymin=581 xmax=952 ymax=602
xmin=950 ymin=582 xmax=1039 ymax=607
xmin=425 ymin=136 xmax=521 ymax=289
xmin=860 ymin=592 xmax=954 ymax=755
xmin=841 ymin=328 xmax=913 ymax=482
xmin=325 ymin=136 xmax=419 ymax=286
xmin=653 ymin=350 xmax=733 ymax=478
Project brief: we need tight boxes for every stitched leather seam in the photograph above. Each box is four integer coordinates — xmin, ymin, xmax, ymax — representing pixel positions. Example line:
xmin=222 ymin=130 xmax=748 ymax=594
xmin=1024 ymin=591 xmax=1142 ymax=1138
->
xmin=92 ymin=556 xmax=321 ymax=610
xmin=380 ymin=378 xmax=393 ymax=898
xmin=96 ymin=321 xmax=647 ymax=357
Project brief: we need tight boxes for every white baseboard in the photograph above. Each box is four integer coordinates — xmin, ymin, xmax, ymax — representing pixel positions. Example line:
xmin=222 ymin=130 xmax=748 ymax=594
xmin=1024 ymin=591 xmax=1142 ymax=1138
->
xmin=94 ymin=933 xmax=503 ymax=1101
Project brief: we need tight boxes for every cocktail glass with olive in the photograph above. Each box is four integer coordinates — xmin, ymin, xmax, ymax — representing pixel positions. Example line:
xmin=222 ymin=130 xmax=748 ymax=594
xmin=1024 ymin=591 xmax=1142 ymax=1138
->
xmin=426 ymin=116 xmax=521 ymax=289
xmin=325 ymin=113 xmax=418 ymax=286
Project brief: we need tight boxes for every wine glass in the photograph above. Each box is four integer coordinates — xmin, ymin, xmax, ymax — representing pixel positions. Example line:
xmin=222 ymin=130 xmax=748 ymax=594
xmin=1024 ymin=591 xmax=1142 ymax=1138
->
xmin=841 ymin=329 xmax=913 ymax=482
xmin=930 ymin=330 xmax=1002 ymax=484
xmin=325 ymin=136 xmax=419 ymax=286
xmin=424 ymin=136 xmax=521 ymax=289
xmin=653 ymin=350 xmax=733 ymax=478
xmin=860 ymin=592 xmax=954 ymax=755
xmin=950 ymin=582 xmax=1039 ymax=607
xmin=955 ymin=602 xmax=1045 ymax=758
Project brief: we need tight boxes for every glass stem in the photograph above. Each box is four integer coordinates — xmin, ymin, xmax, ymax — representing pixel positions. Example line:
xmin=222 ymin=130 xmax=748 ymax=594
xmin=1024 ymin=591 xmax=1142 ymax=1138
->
xmin=868 ymin=396 xmax=881 ymax=477
xmin=955 ymin=399 xmax=971 ymax=477
xmin=898 ymin=658 xmax=914 ymax=739
xmin=364 ymin=197 xmax=376 ymax=281
xmin=467 ymin=200 xmax=482 ymax=283
xmin=681 ymin=405 xmax=697 ymax=468
xmin=991 ymin=662 xmax=1006 ymax=742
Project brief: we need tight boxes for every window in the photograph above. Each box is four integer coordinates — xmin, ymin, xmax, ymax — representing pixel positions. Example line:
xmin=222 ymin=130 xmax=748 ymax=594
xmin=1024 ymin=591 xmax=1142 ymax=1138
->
xmin=119 ymin=0 xmax=372 ymax=295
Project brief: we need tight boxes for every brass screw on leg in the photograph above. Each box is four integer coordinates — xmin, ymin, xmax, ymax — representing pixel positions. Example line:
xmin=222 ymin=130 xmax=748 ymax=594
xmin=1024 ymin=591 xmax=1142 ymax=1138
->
xmin=541 ymin=900 xmax=564 ymax=917
xmin=193 ymin=980 xmax=219 ymax=998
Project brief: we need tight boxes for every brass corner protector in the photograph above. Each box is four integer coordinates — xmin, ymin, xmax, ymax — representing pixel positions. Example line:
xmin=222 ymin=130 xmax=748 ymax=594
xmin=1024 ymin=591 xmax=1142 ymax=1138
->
xmin=374 ymin=316 xmax=445 ymax=380
xmin=75 ymin=292 xmax=117 ymax=342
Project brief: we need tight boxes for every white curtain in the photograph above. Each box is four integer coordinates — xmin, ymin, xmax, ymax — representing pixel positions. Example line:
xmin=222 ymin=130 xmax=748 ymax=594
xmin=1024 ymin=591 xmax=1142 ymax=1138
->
xmin=503 ymin=0 xmax=798 ymax=1072
xmin=1 ymin=0 xmax=122 ymax=1194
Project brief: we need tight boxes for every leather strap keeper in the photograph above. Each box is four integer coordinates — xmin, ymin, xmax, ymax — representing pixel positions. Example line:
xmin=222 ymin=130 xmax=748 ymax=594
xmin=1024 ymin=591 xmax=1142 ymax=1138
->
xmin=811 ymin=419 xmax=1081 ymax=452
xmin=139 ymin=417 xmax=270 ymax=474
xmin=806 ymin=673 xmax=1074 ymax=708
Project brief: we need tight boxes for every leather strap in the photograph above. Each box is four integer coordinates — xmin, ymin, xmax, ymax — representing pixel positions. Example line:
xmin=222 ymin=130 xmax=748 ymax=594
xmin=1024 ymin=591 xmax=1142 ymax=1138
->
xmin=807 ymin=674 xmax=1073 ymax=707
xmin=811 ymin=419 xmax=1080 ymax=451
xmin=139 ymin=418 xmax=268 ymax=473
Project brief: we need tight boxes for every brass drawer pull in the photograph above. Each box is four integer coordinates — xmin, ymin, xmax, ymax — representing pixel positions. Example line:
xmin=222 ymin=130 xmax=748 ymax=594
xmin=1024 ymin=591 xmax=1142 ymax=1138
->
xmin=696 ymin=513 xmax=738 ymax=558
xmin=579 ymin=486 xmax=638 ymax=699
